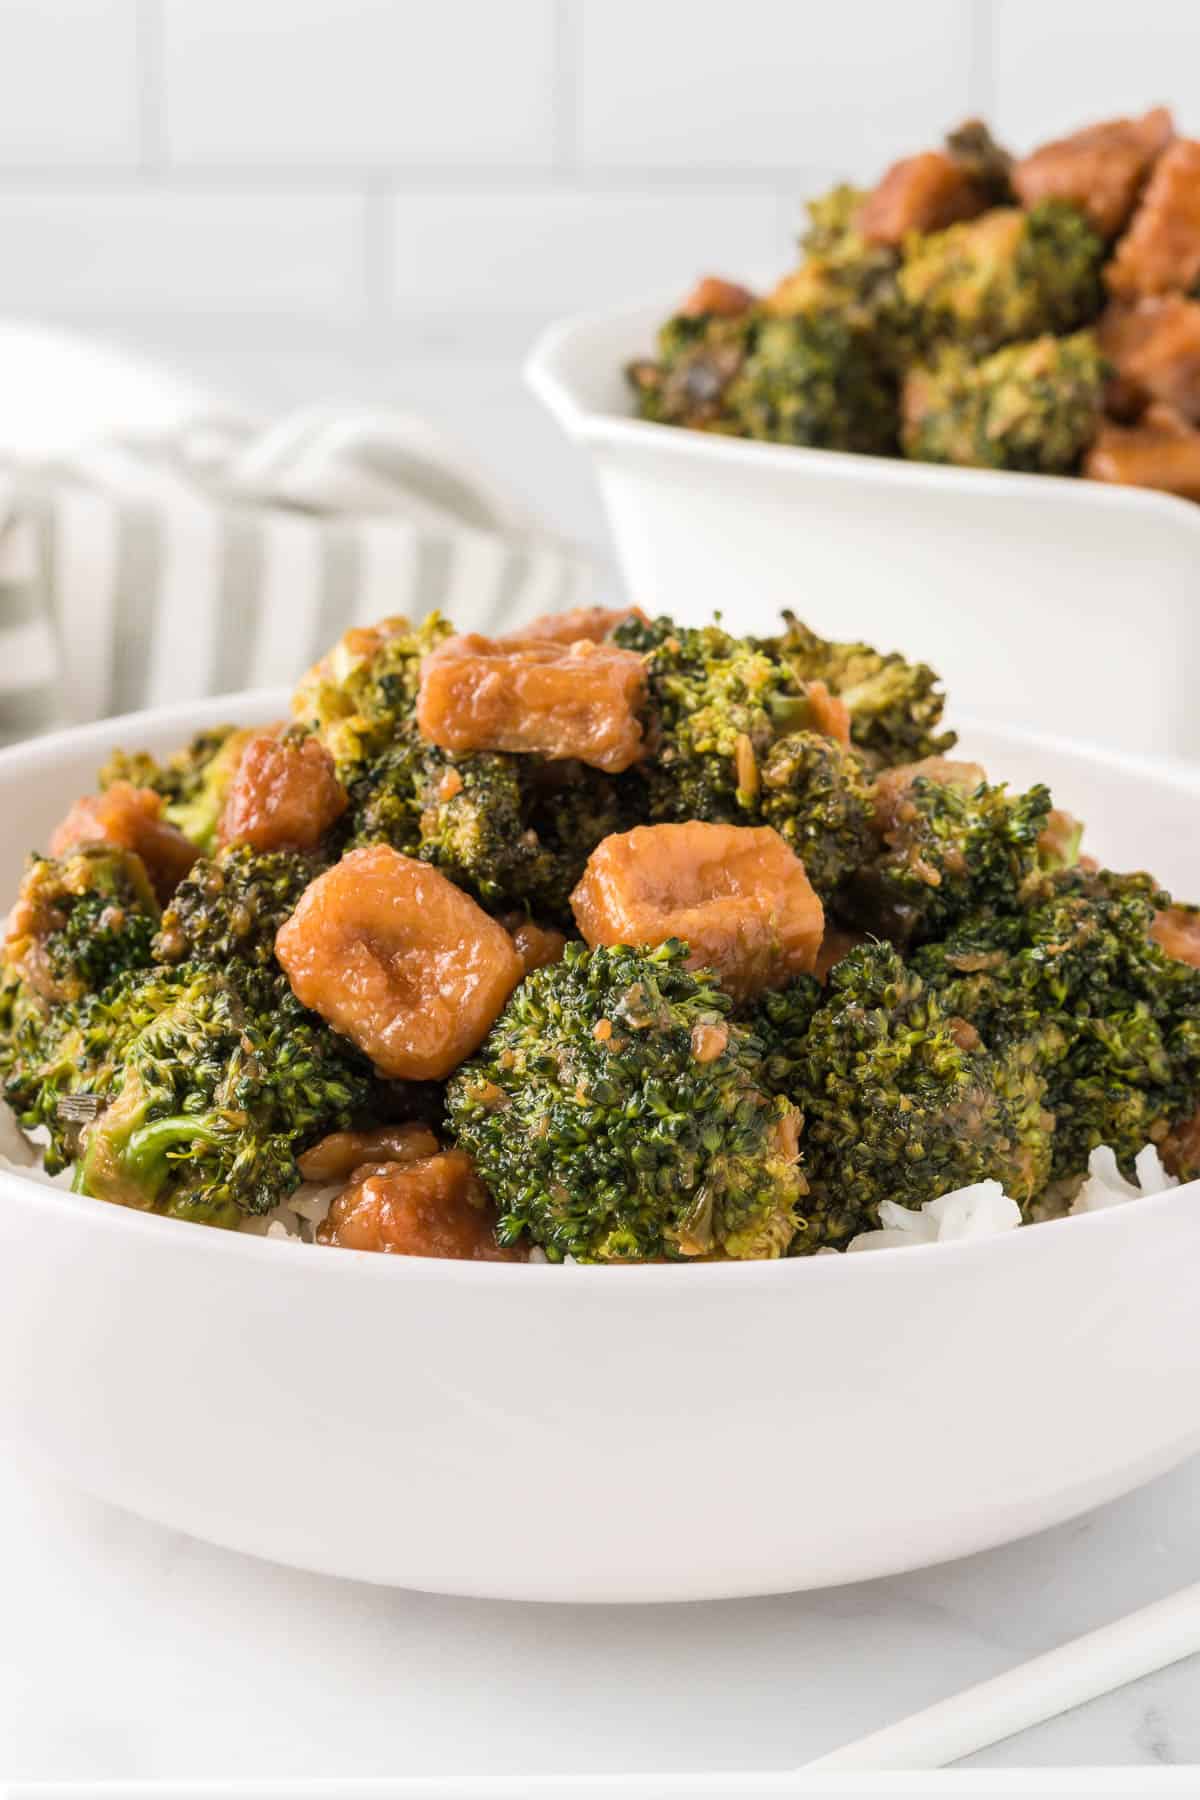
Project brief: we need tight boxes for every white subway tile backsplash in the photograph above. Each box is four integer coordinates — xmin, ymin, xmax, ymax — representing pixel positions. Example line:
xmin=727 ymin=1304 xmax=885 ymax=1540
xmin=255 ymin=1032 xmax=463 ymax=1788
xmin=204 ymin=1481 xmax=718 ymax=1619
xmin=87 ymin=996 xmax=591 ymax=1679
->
xmin=0 ymin=0 xmax=139 ymax=166
xmin=574 ymin=0 xmax=976 ymax=174
xmin=388 ymin=187 xmax=793 ymax=319
xmin=989 ymin=0 xmax=1200 ymax=148
xmin=0 ymin=192 xmax=367 ymax=319
xmin=162 ymin=0 xmax=557 ymax=169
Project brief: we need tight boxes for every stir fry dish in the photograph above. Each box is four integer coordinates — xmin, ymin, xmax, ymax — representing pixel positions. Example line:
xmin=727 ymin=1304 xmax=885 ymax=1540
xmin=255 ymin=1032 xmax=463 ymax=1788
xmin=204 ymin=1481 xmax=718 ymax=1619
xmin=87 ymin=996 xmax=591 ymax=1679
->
xmin=4 ymin=603 xmax=1200 ymax=1263
xmin=628 ymin=107 xmax=1200 ymax=503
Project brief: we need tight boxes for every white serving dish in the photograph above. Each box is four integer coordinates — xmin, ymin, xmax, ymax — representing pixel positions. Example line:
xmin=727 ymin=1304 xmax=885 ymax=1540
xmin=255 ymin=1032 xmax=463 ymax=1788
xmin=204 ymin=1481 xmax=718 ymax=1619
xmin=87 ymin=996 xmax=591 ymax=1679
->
xmin=526 ymin=297 xmax=1200 ymax=762
xmin=2 ymin=697 xmax=1200 ymax=1604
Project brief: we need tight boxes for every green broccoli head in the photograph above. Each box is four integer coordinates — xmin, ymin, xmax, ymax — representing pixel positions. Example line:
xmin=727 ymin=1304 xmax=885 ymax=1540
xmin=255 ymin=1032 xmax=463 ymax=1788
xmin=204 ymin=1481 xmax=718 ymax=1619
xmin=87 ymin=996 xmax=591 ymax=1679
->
xmin=899 ymin=201 xmax=1105 ymax=356
xmin=346 ymin=732 xmax=623 ymax=924
xmin=799 ymin=183 xmax=871 ymax=257
xmin=743 ymin=976 xmax=823 ymax=1098
xmin=292 ymin=612 xmax=453 ymax=776
xmin=789 ymin=941 xmax=1055 ymax=1247
xmin=846 ymin=771 xmax=1054 ymax=944
xmin=446 ymin=941 xmax=805 ymax=1263
xmin=154 ymin=844 xmax=321 ymax=969
xmin=72 ymin=964 xmax=377 ymax=1226
xmin=902 ymin=331 xmax=1108 ymax=474
xmin=628 ymin=309 xmax=756 ymax=432
xmin=771 ymin=613 xmax=955 ymax=768
xmin=636 ymin=621 xmax=811 ymax=823
xmin=913 ymin=867 xmax=1200 ymax=1188
xmin=728 ymin=313 xmax=899 ymax=454
xmin=627 ymin=623 xmax=876 ymax=895
xmin=758 ymin=731 xmax=875 ymax=897
xmin=2 ymin=846 xmax=159 ymax=1009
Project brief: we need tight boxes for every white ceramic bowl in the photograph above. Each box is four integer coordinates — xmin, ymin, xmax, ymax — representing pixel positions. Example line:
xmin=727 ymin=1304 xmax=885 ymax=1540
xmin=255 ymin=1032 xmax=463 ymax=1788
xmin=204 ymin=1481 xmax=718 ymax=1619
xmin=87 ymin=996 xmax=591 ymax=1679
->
xmin=2 ymin=696 xmax=1200 ymax=1603
xmin=526 ymin=297 xmax=1200 ymax=762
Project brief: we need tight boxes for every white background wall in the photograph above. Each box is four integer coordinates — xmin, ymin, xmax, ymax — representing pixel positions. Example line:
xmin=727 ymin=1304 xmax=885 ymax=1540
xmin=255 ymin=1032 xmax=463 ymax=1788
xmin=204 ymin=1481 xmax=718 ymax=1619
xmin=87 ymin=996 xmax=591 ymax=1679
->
xmin=1 ymin=0 xmax=1198 ymax=559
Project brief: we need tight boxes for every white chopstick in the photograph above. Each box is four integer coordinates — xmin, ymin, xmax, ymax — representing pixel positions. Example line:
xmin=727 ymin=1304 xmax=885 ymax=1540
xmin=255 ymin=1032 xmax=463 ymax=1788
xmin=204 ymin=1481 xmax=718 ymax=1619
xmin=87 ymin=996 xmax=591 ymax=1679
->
xmin=807 ymin=1576 xmax=1200 ymax=1770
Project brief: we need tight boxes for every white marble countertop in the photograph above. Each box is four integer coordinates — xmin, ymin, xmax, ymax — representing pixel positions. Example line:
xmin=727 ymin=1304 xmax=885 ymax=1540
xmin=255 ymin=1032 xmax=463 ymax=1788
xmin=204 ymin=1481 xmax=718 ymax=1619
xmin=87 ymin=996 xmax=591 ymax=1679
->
xmin=2 ymin=1445 xmax=1198 ymax=1784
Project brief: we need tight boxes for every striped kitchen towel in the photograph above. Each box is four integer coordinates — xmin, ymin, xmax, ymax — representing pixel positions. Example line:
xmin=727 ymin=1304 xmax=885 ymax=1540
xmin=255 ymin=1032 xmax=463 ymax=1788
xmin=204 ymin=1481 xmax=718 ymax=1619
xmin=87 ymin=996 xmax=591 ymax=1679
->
xmin=0 ymin=403 xmax=598 ymax=744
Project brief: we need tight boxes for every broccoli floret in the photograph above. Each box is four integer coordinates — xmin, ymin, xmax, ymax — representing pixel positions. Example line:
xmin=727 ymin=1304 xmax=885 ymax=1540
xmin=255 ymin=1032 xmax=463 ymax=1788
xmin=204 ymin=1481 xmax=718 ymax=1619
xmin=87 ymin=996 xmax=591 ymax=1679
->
xmin=771 ymin=613 xmax=954 ymax=769
xmin=913 ymin=868 xmax=1200 ymax=1188
xmin=758 ymin=732 xmax=876 ymax=897
xmin=155 ymin=845 xmax=321 ymax=968
xmin=637 ymin=622 xmax=810 ymax=821
xmin=845 ymin=773 xmax=1053 ymax=945
xmin=101 ymin=727 xmax=249 ymax=852
xmin=71 ymin=965 xmax=377 ymax=1227
xmin=346 ymin=733 xmax=622 ymax=923
xmin=728 ymin=313 xmax=899 ymax=454
xmin=902 ymin=332 xmax=1108 ymax=474
xmin=899 ymin=201 xmax=1105 ymax=356
xmin=1 ymin=846 xmax=159 ymax=1009
xmin=800 ymin=184 xmax=872 ymax=257
xmin=446 ymin=941 xmax=804 ymax=1263
xmin=292 ymin=612 xmax=453 ymax=776
xmin=628 ymin=309 xmax=755 ymax=432
xmin=0 ymin=849 xmax=161 ymax=1168
xmin=629 ymin=623 xmax=874 ymax=895
xmin=743 ymin=977 xmax=823 ymax=1098
xmin=789 ymin=942 xmax=1055 ymax=1247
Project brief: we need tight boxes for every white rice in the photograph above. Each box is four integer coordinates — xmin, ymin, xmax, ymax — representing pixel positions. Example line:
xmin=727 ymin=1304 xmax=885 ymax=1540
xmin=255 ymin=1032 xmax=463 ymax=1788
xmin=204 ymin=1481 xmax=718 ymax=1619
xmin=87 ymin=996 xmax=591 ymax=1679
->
xmin=0 ymin=1098 xmax=1181 ymax=1257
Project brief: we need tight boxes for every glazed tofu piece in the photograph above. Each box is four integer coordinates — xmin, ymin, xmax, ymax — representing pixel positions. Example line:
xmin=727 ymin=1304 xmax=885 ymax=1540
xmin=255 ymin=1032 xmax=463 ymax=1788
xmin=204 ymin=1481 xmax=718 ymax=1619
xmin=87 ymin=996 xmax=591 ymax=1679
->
xmin=677 ymin=275 xmax=757 ymax=318
xmin=1107 ymin=139 xmax=1200 ymax=298
xmin=506 ymin=605 xmax=645 ymax=646
xmin=217 ymin=732 xmax=347 ymax=853
xmin=1099 ymin=297 xmax=1200 ymax=423
xmin=1013 ymin=107 xmax=1173 ymax=237
xmin=570 ymin=820 xmax=824 ymax=999
xmin=1152 ymin=905 xmax=1200 ymax=969
xmin=858 ymin=151 xmax=986 ymax=245
xmin=1084 ymin=404 xmax=1200 ymax=502
xmin=49 ymin=782 xmax=197 ymax=901
xmin=297 ymin=1123 xmax=440 ymax=1183
xmin=317 ymin=1150 xmax=520 ymax=1259
xmin=275 ymin=844 xmax=522 ymax=1080
xmin=417 ymin=633 xmax=646 ymax=774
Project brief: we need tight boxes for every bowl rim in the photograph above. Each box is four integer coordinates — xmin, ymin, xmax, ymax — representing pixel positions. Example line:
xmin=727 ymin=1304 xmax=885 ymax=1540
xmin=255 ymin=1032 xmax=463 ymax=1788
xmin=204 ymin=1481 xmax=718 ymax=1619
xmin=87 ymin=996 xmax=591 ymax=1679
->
xmin=524 ymin=292 xmax=1200 ymax=536
xmin=5 ymin=691 xmax=1200 ymax=1291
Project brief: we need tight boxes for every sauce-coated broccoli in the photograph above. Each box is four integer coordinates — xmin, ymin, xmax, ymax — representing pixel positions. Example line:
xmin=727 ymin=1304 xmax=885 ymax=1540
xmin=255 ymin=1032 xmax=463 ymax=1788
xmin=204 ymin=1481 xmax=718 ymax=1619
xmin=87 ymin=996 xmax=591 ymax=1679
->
xmin=788 ymin=942 xmax=1055 ymax=1247
xmin=898 ymin=201 xmax=1105 ymax=357
xmin=912 ymin=868 xmax=1200 ymax=1190
xmin=902 ymin=332 xmax=1108 ymax=473
xmin=446 ymin=941 xmax=804 ymax=1262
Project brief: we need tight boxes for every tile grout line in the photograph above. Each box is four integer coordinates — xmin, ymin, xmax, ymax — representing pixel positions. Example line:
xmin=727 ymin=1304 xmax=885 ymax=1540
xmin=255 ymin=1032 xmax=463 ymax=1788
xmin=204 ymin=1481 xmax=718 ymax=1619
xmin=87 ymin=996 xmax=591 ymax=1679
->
xmin=551 ymin=0 xmax=577 ymax=180
xmin=967 ymin=0 xmax=996 ymax=124
xmin=135 ymin=0 xmax=168 ymax=176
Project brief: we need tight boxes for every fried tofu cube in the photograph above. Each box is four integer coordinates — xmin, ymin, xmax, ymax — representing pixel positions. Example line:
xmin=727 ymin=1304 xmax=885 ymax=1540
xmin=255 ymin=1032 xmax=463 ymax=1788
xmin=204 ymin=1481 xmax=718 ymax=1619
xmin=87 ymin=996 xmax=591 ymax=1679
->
xmin=1152 ymin=905 xmax=1200 ymax=970
xmin=1013 ymin=107 xmax=1174 ymax=237
xmin=570 ymin=821 xmax=824 ymax=999
xmin=1107 ymin=139 xmax=1200 ymax=298
xmin=317 ymin=1149 xmax=519 ymax=1259
xmin=1084 ymin=404 xmax=1200 ymax=502
xmin=1099 ymin=297 xmax=1200 ymax=423
xmin=859 ymin=151 xmax=986 ymax=245
xmin=217 ymin=732 xmax=347 ymax=853
xmin=505 ymin=605 xmax=646 ymax=646
xmin=50 ymin=782 xmax=197 ymax=901
xmin=417 ymin=633 xmax=646 ymax=774
xmin=677 ymin=275 xmax=757 ymax=318
xmin=275 ymin=844 xmax=522 ymax=1080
